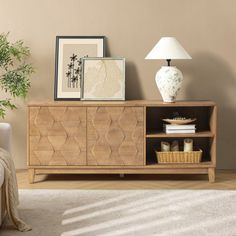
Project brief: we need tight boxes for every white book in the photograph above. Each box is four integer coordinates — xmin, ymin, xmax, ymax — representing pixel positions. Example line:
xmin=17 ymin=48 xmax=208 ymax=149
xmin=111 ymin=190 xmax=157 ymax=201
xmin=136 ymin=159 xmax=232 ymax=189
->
xmin=164 ymin=124 xmax=196 ymax=130
xmin=166 ymin=129 xmax=196 ymax=134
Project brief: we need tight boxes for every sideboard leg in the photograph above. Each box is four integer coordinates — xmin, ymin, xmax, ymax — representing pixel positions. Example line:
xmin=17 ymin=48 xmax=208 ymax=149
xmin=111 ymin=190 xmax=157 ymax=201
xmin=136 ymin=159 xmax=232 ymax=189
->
xmin=28 ymin=169 xmax=35 ymax=184
xmin=119 ymin=174 xmax=125 ymax=178
xmin=208 ymin=168 xmax=215 ymax=183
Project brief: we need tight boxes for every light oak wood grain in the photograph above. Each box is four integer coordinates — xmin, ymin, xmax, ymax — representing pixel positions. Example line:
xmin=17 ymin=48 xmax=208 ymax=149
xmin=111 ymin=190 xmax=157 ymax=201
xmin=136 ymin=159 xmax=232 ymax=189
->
xmin=146 ymin=131 xmax=214 ymax=138
xmin=28 ymin=107 xmax=86 ymax=167
xmin=27 ymin=161 xmax=214 ymax=169
xmin=87 ymin=106 xmax=144 ymax=165
xmin=208 ymin=167 xmax=216 ymax=183
xmin=33 ymin=168 xmax=208 ymax=174
xmin=28 ymin=100 xmax=216 ymax=107
xmin=28 ymin=168 xmax=35 ymax=184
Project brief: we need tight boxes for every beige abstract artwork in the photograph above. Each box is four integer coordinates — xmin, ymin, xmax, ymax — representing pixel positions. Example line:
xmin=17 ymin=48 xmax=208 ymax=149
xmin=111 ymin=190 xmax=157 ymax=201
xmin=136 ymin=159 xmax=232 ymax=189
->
xmin=82 ymin=58 xmax=125 ymax=100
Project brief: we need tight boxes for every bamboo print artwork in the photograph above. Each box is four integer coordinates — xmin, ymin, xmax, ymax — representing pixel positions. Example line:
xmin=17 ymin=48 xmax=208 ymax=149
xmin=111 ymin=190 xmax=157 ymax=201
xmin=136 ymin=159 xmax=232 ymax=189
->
xmin=66 ymin=54 xmax=83 ymax=88
xmin=55 ymin=36 xmax=105 ymax=100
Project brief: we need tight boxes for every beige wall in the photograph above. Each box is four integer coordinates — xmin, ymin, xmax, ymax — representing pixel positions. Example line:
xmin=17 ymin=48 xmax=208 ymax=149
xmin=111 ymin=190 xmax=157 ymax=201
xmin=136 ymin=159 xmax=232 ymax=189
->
xmin=0 ymin=0 xmax=236 ymax=169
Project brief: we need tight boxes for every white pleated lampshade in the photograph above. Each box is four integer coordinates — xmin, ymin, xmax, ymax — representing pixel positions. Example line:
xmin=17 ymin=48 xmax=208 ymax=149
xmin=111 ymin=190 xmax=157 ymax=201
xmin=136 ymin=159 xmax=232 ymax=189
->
xmin=145 ymin=37 xmax=192 ymax=60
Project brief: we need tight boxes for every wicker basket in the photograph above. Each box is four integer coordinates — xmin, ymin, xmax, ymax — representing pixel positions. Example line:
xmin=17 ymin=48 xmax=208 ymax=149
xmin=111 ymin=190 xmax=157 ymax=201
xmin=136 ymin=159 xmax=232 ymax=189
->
xmin=155 ymin=149 xmax=202 ymax=164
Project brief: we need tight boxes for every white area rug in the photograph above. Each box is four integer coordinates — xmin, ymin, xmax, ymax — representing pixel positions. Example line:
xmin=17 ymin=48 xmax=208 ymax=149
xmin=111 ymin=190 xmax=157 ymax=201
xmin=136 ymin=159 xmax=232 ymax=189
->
xmin=0 ymin=190 xmax=236 ymax=236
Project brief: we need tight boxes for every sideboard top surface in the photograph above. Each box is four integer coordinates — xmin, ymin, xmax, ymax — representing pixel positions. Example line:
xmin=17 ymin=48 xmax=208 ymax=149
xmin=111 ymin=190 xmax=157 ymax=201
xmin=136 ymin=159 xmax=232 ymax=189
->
xmin=28 ymin=100 xmax=216 ymax=107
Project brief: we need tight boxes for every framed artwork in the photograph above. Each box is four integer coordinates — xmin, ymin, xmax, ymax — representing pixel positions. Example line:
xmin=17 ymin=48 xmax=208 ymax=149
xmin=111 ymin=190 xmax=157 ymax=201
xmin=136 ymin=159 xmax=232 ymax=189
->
xmin=81 ymin=57 xmax=125 ymax=100
xmin=54 ymin=36 xmax=105 ymax=100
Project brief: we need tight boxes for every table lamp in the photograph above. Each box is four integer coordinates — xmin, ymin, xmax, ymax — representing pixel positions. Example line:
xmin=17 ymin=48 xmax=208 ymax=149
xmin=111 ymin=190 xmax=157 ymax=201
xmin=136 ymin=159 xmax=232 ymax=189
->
xmin=145 ymin=37 xmax=192 ymax=102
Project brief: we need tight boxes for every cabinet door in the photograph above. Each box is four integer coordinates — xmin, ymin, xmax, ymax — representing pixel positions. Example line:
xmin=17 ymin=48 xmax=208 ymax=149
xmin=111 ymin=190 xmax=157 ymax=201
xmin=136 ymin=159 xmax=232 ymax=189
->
xmin=87 ymin=106 xmax=144 ymax=165
xmin=29 ymin=106 xmax=86 ymax=166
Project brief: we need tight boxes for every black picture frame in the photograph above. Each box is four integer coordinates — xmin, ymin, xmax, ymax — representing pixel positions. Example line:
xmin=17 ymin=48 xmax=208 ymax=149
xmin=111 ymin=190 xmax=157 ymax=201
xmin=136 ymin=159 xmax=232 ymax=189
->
xmin=54 ymin=36 xmax=105 ymax=101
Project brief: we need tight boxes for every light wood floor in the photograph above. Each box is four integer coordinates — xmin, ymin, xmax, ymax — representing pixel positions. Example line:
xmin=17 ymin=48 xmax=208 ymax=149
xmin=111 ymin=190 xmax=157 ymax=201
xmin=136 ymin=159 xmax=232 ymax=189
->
xmin=16 ymin=170 xmax=236 ymax=190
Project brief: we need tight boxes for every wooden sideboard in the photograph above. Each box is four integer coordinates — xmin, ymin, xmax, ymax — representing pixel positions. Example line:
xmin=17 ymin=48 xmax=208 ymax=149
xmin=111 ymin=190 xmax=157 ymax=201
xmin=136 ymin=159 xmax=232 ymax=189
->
xmin=27 ymin=100 xmax=217 ymax=183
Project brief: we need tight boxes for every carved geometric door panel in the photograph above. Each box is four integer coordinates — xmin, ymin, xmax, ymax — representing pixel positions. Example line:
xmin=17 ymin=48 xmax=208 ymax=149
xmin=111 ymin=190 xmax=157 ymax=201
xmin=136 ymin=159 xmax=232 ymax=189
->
xmin=29 ymin=106 xmax=86 ymax=166
xmin=87 ymin=106 xmax=144 ymax=166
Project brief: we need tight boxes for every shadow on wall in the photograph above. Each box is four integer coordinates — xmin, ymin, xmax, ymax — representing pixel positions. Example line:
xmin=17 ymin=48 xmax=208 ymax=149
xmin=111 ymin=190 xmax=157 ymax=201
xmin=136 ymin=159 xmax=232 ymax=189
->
xmin=184 ymin=52 xmax=236 ymax=169
xmin=125 ymin=61 xmax=144 ymax=100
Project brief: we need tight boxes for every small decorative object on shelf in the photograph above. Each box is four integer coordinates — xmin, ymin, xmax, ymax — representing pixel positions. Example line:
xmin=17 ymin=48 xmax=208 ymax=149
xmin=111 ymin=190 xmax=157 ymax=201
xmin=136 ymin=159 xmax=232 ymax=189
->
xmin=163 ymin=118 xmax=196 ymax=125
xmin=145 ymin=37 xmax=191 ymax=102
xmin=162 ymin=116 xmax=196 ymax=125
xmin=159 ymin=139 xmax=194 ymax=152
xmin=163 ymin=112 xmax=196 ymax=133
xmin=171 ymin=140 xmax=179 ymax=151
xmin=184 ymin=138 xmax=193 ymax=152
xmin=161 ymin=141 xmax=170 ymax=152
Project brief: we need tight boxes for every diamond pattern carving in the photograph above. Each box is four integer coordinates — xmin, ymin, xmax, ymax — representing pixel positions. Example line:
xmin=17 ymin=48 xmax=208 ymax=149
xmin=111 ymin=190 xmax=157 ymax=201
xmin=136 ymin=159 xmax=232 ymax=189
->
xmin=87 ymin=107 xmax=144 ymax=165
xmin=29 ymin=107 xmax=86 ymax=166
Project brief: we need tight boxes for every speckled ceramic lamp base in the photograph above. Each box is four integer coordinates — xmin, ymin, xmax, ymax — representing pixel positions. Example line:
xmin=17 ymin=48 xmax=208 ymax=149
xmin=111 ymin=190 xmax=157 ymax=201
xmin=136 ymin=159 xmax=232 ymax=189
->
xmin=155 ymin=66 xmax=183 ymax=102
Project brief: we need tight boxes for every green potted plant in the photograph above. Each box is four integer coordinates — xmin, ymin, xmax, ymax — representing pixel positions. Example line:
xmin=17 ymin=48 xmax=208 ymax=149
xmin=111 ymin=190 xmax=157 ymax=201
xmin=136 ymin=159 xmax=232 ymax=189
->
xmin=0 ymin=33 xmax=34 ymax=152
xmin=0 ymin=33 xmax=34 ymax=118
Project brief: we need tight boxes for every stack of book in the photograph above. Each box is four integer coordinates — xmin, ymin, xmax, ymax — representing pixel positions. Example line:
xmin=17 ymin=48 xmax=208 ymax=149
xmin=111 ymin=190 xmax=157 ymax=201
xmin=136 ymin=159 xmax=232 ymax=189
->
xmin=164 ymin=124 xmax=196 ymax=134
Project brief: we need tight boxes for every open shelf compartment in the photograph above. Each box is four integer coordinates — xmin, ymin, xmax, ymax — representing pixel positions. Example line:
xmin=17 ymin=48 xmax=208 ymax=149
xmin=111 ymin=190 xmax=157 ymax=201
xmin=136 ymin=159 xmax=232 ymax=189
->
xmin=146 ymin=137 xmax=213 ymax=166
xmin=146 ymin=106 xmax=215 ymax=135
